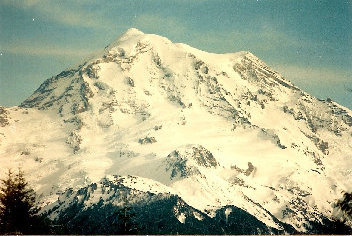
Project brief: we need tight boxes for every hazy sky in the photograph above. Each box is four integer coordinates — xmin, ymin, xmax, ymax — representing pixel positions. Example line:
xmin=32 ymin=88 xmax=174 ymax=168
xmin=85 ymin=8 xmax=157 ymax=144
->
xmin=1 ymin=0 xmax=351 ymax=109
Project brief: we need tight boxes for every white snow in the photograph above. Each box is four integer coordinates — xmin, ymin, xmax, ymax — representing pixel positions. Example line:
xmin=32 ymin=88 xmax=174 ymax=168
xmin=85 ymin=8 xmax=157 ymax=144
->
xmin=1 ymin=28 xmax=351 ymax=231
xmin=177 ymin=213 xmax=186 ymax=224
xmin=225 ymin=207 xmax=232 ymax=223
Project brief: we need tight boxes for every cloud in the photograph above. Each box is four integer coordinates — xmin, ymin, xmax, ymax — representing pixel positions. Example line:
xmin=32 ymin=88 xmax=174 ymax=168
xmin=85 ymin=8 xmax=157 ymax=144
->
xmin=1 ymin=0 xmax=110 ymax=29
xmin=4 ymin=44 xmax=93 ymax=57
xmin=133 ymin=14 xmax=188 ymax=38
xmin=274 ymin=65 xmax=352 ymax=84
xmin=167 ymin=24 xmax=314 ymax=54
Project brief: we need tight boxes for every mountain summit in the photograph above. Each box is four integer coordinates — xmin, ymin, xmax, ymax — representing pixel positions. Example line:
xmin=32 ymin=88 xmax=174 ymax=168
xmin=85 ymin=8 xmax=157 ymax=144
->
xmin=1 ymin=28 xmax=352 ymax=234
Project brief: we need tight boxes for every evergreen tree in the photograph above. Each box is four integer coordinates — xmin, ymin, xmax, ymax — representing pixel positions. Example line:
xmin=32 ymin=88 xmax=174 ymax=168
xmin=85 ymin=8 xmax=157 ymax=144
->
xmin=337 ymin=192 xmax=352 ymax=220
xmin=115 ymin=192 xmax=139 ymax=234
xmin=0 ymin=169 xmax=51 ymax=234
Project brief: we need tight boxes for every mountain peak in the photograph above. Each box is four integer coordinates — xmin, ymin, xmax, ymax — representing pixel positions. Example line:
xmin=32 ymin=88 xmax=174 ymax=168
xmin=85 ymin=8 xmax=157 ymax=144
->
xmin=116 ymin=28 xmax=145 ymax=42
xmin=6 ymin=29 xmax=352 ymax=234
xmin=104 ymin=28 xmax=147 ymax=52
xmin=122 ymin=27 xmax=144 ymax=37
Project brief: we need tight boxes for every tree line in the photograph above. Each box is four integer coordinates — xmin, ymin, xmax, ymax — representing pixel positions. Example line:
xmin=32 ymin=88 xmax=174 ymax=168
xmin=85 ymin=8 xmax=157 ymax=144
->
xmin=1 ymin=168 xmax=351 ymax=234
xmin=0 ymin=169 xmax=139 ymax=234
xmin=0 ymin=169 xmax=52 ymax=234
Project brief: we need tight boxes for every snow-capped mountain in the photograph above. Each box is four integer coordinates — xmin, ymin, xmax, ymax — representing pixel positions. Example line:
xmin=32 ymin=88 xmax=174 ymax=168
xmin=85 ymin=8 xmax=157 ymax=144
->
xmin=1 ymin=28 xmax=352 ymax=234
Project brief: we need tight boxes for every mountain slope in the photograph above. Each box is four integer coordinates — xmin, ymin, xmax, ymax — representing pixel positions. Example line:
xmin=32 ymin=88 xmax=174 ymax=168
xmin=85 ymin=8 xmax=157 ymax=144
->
xmin=1 ymin=28 xmax=352 ymax=233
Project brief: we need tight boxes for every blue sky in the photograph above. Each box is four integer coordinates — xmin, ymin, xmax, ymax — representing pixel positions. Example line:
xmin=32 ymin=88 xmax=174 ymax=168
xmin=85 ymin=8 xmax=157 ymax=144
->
xmin=0 ymin=0 xmax=351 ymax=109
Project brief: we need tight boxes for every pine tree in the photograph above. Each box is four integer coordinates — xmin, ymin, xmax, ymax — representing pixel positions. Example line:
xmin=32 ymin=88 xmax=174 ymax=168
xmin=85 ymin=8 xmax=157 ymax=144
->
xmin=337 ymin=192 xmax=352 ymax=220
xmin=115 ymin=192 xmax=139 ymax=234
xmin=0 ymin=169 xmax=49 ymax=234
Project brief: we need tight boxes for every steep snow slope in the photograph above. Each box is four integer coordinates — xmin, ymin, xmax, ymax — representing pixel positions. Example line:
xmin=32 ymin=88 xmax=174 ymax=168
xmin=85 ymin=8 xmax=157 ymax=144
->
xmin=1 ymin=28 xmax=352 ymax=233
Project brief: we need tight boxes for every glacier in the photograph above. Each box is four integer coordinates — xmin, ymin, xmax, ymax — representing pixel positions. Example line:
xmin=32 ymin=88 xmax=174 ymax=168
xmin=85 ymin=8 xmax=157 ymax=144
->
xmin=0 ymin=28 xmax=352 ymax=234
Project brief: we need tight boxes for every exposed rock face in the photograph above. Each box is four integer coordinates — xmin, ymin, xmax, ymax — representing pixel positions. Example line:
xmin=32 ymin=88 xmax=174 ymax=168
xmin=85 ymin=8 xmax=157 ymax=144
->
xmin=191 ymin=145 xmax=218 ymax=167
xmin=43 ymin=175 xmax=301 ymax=235
xmin=138 ymin=136 xmax=157 ymax=144
xmin=165 ymin=145 xmax=218 ymax=179
xmin=20 ymin=71 xmax=94 ymax=116
xmin=0 ymin=107 xmax=9 ymax=127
